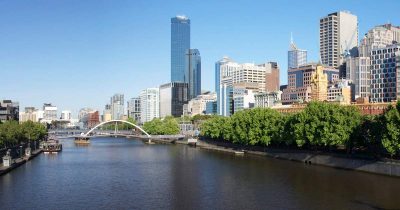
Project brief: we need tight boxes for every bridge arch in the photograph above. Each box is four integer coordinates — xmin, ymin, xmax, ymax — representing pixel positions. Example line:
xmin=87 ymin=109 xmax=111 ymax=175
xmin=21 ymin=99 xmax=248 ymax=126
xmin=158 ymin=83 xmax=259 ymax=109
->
xmin=83 ymin=120 xmax=151 ymax=138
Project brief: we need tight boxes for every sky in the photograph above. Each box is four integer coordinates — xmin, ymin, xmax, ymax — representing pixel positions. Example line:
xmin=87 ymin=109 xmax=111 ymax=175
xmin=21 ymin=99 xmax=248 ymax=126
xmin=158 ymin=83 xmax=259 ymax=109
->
xmin=1 ymin=0 xmax=399 ymax=117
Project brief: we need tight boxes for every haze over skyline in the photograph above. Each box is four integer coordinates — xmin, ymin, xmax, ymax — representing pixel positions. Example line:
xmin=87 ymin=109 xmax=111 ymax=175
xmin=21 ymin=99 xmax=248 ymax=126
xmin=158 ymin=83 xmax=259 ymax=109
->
xmin=1 ymin=0 xmax=399 ymax=115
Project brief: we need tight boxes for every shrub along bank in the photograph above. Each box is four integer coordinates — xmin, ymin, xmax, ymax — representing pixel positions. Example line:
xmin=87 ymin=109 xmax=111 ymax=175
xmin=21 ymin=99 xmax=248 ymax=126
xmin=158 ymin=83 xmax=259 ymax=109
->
xmin=200 ymin=101 xmax=400 ymax=158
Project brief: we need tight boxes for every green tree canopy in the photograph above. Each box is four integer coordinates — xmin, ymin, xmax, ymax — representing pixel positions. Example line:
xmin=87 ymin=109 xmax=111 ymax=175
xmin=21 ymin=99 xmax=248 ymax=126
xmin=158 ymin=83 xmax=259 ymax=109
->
xmin=142 ymin=116 xmax=180 ymax=135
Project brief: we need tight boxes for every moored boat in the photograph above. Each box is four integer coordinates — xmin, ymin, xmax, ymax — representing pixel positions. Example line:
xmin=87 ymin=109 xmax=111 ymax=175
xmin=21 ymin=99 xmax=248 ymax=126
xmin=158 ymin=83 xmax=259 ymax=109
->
xmin=42 ymin=139 xmax=62 ymax=153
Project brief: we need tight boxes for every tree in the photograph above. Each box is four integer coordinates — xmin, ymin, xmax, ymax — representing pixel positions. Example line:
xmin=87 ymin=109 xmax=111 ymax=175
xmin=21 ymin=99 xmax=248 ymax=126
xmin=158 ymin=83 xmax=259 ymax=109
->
xmin=142 ymin=116 xmax=180 ymax=135
xmin=380 ymin=103 xmax=400 ymax=156
xmin=290 ymin=102 xmax=361 ymax=149
xmin=200 ymin=116 xmax=231 ymax=140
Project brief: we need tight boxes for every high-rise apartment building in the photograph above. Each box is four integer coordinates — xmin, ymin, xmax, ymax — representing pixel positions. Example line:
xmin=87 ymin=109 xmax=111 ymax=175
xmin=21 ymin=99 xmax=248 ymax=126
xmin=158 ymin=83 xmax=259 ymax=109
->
xmin=185 ymin=49 xmax=201 ymax=99
xmin=140 ymin=88 xmax=159 ymax=123
xmin=127 ymin=97 xmax=141 ymax=123
xmin=110 ymin=94 xmax=124 ymax=120
xmin=171 ymin=15 xmax=190 ymax=83
xmin=370 ymin=44 xmax=400 ymax=102
xmin=159 ymin=82 xmax=188 ymax=118
xmin=288 ymin=37 xmax=307 ymax=69
xmin=320 ymin=11 xmax=358 ymax=67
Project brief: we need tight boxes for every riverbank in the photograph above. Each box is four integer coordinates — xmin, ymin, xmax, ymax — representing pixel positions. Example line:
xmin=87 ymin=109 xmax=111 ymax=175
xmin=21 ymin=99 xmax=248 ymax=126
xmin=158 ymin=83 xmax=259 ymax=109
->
xmin=0 ymin=149 xmax=42 ymax=176
xmin=174 ymin=138 xmax=400 ymax=177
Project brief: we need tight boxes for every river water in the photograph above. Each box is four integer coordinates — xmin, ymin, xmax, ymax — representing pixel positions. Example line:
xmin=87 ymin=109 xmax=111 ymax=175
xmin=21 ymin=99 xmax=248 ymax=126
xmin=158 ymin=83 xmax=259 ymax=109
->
xmin=0 ymin=137 xmax=399 ymax=210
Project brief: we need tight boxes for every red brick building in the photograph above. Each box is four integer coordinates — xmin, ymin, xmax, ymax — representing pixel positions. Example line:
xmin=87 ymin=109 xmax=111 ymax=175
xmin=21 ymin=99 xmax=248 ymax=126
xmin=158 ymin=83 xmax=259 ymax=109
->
xmin=87 ymin=111 xmax=100 ymax=128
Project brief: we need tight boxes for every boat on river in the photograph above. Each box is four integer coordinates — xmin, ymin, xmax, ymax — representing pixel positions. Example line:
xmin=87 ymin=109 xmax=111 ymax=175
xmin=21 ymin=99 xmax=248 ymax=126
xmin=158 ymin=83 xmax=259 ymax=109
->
xmin=42 ymin=137 xmax=62 ymax=153
xmin=74 ymin=137 xmax=90 ymax=145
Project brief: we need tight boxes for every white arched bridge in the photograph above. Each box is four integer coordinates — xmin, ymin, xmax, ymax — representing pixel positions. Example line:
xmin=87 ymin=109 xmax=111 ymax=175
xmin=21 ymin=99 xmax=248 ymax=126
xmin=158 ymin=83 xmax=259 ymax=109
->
xmin=83 ymin=120 xmax=151 ymax=138
xmin=52 ymin=120 xmax=151 ymax=139
xmin=51 ymin=120 xmax=185 ymax=143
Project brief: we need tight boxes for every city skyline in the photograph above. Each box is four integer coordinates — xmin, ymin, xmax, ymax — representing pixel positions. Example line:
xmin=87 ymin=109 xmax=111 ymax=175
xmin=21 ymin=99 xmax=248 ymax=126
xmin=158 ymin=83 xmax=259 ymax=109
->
xmin=1 ymin=0 xmax=400 ymax=114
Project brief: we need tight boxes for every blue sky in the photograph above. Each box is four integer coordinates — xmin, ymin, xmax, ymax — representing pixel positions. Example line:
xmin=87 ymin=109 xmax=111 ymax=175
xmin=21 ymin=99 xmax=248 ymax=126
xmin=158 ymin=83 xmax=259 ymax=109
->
xmin=1 ymin=0 xmax=399 ymax=116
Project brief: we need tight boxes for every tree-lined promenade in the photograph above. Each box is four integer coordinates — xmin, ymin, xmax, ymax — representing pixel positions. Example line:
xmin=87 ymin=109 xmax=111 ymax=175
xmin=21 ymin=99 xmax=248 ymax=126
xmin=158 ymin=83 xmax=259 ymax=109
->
xmin=200 ymin=101 xmax=400 ymax=158
xmin=0 ymin=121 xmax=47 ymax=149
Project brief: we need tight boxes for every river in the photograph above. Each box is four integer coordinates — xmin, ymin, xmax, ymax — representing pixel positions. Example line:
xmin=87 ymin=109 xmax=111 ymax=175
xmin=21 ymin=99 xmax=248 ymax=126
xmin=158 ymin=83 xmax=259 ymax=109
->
xmin=0 ymin=137 xmax=399 ymax=210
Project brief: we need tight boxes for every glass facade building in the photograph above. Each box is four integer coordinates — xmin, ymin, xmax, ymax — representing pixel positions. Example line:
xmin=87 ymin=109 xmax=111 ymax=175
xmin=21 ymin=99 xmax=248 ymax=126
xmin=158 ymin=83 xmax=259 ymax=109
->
xmin=185 ymin=49 xmax=201 ymax=100
xmin=288 ymin=49 xmax=307 ymax=69
xmin=171 ymin=16 xmax=190 ymax=82
xmin=370 ymin=44 xmax=400 ymax=103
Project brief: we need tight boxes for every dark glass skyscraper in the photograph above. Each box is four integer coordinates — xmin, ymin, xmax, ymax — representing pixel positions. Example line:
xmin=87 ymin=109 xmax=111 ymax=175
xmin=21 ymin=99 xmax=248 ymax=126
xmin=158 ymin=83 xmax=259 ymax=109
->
xmin=185 ymin=49 xmax=201 ymax=100
xmin=171 ymin=15 xmax=190 ymax=82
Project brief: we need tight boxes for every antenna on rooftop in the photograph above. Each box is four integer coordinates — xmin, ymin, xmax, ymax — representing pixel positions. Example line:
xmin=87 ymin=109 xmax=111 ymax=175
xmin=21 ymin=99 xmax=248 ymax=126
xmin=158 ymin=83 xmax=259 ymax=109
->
xmin=290 ymin=32 xmax=297 ymax=50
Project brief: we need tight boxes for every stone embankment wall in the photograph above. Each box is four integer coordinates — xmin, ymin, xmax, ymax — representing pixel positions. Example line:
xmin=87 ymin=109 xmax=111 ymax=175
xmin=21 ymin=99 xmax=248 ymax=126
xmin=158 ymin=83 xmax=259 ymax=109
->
xmin=197 ymin=139 xmax=400 ymax=177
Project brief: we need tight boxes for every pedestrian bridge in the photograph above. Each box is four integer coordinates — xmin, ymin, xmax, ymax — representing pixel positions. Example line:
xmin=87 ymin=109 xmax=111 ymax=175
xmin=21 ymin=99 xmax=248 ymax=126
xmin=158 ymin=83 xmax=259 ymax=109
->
xmin=52 ymin=120 xmax=151 ymax=139
xmin=83 ymin=120 xmax=151 ymax=138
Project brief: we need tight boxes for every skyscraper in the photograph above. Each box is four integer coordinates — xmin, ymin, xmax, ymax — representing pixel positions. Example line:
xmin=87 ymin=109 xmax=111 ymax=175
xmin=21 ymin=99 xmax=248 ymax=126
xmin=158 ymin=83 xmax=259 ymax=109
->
xmin=319 ymin=11 xmax=358 ymax=67
xmin=185 ymin=49 xmax=201 ymax=99
xmin=288 ymin=36 xmax=307 ymax=69
xmin=171 ymin=15 xmax=190 ymax=82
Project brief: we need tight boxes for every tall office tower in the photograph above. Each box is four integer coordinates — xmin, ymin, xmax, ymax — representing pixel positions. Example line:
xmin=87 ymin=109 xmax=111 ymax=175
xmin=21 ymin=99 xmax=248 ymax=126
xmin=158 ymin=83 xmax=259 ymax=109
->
xmin=370 ymin=44 xmax=400 ymax=103
xmin=159 ymin=82 xmax=188 ymax=118
xmin=139 ymin=88 xmax=159 ymax=123
xmin=110 ymin=94 xmax=124 ymax=120
xmin=319 ymin=11 xmax=358 ymax=67
xmin=185 ymin=49 xmax=201 ymax=99
xmin=288 ymin=36 xmax=307 ymax=69
xmin=127 ymin=97 xmax=141 ymax=123
xmin=171 ymin=15 xmax=190 ymax=82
